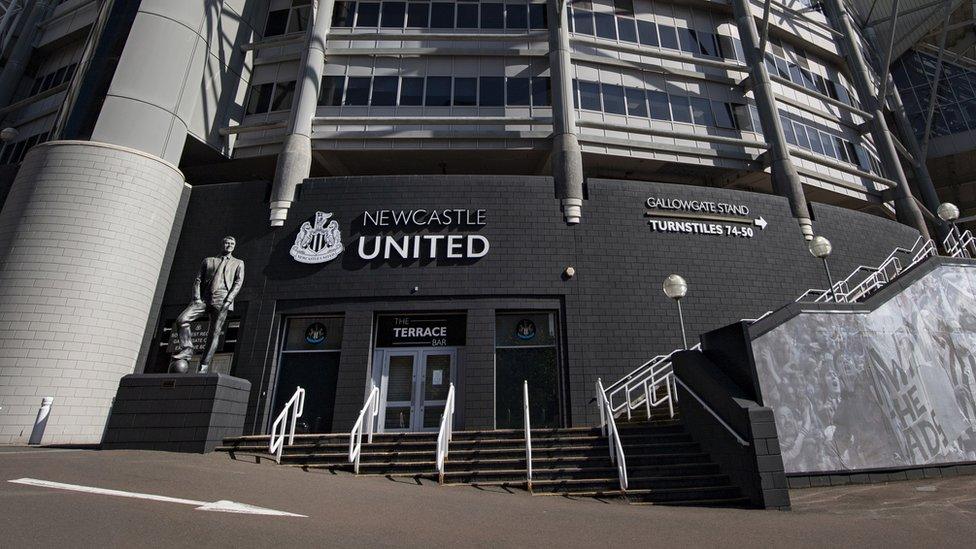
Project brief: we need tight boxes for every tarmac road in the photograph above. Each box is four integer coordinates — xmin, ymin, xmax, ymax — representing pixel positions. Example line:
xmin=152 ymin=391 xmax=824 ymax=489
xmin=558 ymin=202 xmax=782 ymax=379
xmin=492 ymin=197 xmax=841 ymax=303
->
xmin=1 ymin=447 xmax=974 ymax=548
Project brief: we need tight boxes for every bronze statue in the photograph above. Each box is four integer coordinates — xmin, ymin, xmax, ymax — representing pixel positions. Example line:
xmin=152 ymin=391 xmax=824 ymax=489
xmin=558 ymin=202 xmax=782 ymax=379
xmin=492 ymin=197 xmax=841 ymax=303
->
xmin=169 ymin=236 xmax=244 ymax=374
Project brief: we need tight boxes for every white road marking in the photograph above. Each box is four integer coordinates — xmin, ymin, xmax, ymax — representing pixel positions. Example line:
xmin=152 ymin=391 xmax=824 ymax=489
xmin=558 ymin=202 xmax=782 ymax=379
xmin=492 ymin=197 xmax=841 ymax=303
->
xmin=8 ymin=478 xmax=306 ymax=517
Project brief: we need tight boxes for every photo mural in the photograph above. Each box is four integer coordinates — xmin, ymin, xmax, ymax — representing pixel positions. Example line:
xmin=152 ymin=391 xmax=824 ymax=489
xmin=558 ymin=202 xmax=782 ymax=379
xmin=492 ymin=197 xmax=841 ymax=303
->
xmin=752 ymin=265 xmax=976 ymax=474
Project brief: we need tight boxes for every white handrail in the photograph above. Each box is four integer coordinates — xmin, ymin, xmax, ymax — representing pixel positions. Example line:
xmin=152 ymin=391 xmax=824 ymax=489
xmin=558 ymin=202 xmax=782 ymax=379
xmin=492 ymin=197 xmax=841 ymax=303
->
xmin=435 ymin=383 xmax=456 ymax=484
xmin=674 ymin=377 xmax=749 ymax=447
xmin=349 ymin=383 xmax=379 ymax=474
xmin=269 ymin=386 xmax=305 ymax=464
xmin=523 ymin=380 xmax=532 ymax=491
xmin=596 ymin=378 xmax=628 ymax=491
xmin=944 ymin=229 xmax=976 ymax=259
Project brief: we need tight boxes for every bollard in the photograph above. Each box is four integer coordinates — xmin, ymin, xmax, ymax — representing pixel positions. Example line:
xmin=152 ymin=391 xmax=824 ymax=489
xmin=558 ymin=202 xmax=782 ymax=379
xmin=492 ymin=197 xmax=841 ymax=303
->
xmin=28 ymin=397 xmax=53 ymax=445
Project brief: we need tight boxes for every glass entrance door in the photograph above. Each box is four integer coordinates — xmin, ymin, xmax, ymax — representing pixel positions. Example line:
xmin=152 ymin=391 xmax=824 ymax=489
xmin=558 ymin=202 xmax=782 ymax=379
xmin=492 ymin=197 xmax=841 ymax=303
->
xmin=378 ymin=348 xmax=457 ymax=432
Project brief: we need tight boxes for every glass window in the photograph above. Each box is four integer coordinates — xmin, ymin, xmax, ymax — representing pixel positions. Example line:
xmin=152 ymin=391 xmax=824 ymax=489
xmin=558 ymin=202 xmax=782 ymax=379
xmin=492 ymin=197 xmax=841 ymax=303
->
xmin=506 ymin=4 xmax=528 ymax=29
xmin=780 ymin=115 xmax=796 ymax=145
xmin=457 ymin=3 xmax=478 ymax=28
xmin=844 ymin=141 xmax=859 ymax=165
xmin=820 ymin=131 xmax=836 ymax=158
xmin=602 ymin=84 xmax=626 ymax=114
xmin=531 ymin=77 xmax=551 ymax=106
xmin=507 ymin=77 xmax=531 ymax=105
xmin=454 ymin=77 xmax=477 ymax=106
xmin=625 ymin=87 xmax=647 ymax=117
xmin=648 ymin=91 xmax=670 ymax=120
xmin=699 ymin=32 xmax=718 ymax=57
xmin=834 ymin=83 xmax=851 ymax=105
xmin=572 ymin=8 xmax=594 ymax=35
xmin=637 ymin=20 xmax=657 ymax=46
xmin=481 ymin=3 xmax=505 ymax=29
xmin=283 ymin=317 xmax=344 ymax=351
xmin=671 ymin=95 xmax=692 ymax=123
xmin=480 ymin=76 xmax=505 ymax=106
xmin=426 ymin=76 xmax=452 ymax=106
xmin=430 ymin=2 xmax=455 ymax=28
xmin=573 ymin=79 xmax=579 ymax=108
xmin=381 ymin=2 xmax=406 ymax=27
xmin=793 ymin=121 xmax=810 ymax=149
xmin=344 ymin=77 xmax=371 ymax=105
xmin=594 ymin=12 xmax=616 ymax=39
xmin=529 ymin=3 xmax=547 ymax=29
xmin=833 ymin=136 xmax=849 ymax=162
xmin=677 ymin=28 xmax=698 ymax=54
xmin=288 ymin=4 xmax=311 ymax=33
xmin=776 ymin=58 xmax=791 ymax=80
xmin=617 ymin=17 xmax=638 ymax=43
xmin=690 ymin=97 xmax=713 ymax=126
xmin=270 ymin=80 xmax=296 ymax=111
xmin=356 ymin=2 xmax=380 ymax=26
xmin=264 ymin=9 xmax=289 ymax=36
xmin=718 ymin=35 xmax=735 ymax=60
xmin=579 ymin=81 xmax=601 ymax=110
xmin=613 ymin=0 xmax=634 ymax=16
xmin=371 ymin=76 xmax=398 ymax=106
xmin=406 ymin=3 xmax=429 ymax=27
xmin=806 ymin=126 xmax=823 ymax=154
xmin=332 ymin=1 xmax=356 ymax=27
xmin=658 ymin=24 xmax=678 ymax=50
xmin=732 ymin=103 xmax=752 ymax=131
xmin=247 ymin=83 xmax=274 ymax=114
xmin=400 ymin=77 xmax=424 ymax=105
xmin=319 ymin=76 xmax=345 ymax=106
xmin=712 ymin=101 xmax=735 ymax=129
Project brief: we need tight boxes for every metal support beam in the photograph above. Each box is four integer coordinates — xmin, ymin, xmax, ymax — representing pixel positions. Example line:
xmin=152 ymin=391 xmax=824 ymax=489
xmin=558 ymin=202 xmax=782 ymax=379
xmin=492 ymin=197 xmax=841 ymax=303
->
xmin=548 ymin=0 xmax=584 ymax=224
xmin=864 ymin=0 xmax=942 ymax=29
xmin=919 ymin=1 xmax=953 ymax=160
xmin=732 ymin=0 xmax=813 ymax=240
xmin=875 ymin=0 xmax=901 ymax=104
xmin=758 ymin=0 xmax=772 ymax=56
xmin=824 ymin=0 xmax=930 ymax=239
xmin=269 ymin=0 xmax=336 ymax=227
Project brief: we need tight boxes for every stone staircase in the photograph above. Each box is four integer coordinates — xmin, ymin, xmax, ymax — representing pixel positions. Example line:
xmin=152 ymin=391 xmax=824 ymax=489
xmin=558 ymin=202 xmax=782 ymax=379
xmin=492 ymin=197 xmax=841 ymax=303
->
xmin=217 ymin=409 xmax=750 ymax=508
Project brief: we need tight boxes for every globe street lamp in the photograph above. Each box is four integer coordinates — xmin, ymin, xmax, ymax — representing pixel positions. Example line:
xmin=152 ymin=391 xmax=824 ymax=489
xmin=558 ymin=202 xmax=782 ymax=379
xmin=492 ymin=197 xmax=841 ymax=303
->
xmin=0 ymin=127 xmax=17 ymax=143
xmin=663 ymin=274 xmax=689 ymax=349
xmin=938 ymin=202 xmax=961 ymax=247
xmin=809 ymin=236 xmax=839 ymax=302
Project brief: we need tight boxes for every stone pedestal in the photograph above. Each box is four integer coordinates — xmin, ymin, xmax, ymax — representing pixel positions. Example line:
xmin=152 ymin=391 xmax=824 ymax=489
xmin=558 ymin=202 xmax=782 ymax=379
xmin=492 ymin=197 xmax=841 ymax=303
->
xmin=102 ymin=373 xmax=250 ymax=453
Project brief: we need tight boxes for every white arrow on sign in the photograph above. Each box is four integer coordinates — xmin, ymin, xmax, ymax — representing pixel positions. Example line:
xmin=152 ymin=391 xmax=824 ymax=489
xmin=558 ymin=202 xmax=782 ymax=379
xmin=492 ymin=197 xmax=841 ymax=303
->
xmin=754 ymin=216 xmax=768 ymax=230
xmin=8 ymin=478 xmax=306 ymax=517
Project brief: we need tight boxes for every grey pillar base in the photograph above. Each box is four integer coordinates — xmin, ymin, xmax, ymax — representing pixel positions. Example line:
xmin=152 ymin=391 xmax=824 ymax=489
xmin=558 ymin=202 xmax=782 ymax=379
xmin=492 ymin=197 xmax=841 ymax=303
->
xmin=552 ymin=133 xmax=584 ymax=224
xmin=269 ymin=133 xmax=312 ymax=227
xmin=102 ymin=373 xmax=251 ymax=453
xmin=798 ymin=217 xmax=813 ymax=241
xmin=561 ymin=198 xmax=583 ymax=224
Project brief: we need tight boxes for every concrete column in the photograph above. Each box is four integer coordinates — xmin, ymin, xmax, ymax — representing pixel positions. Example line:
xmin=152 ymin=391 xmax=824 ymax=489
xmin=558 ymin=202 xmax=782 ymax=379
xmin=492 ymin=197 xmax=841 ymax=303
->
xmin=730 ymin=0 xmax=813 ymax=240
xmin=269 ymin=0 xmax=336 ymax=227
xmin=0 ymin=0 xmax=58 ymax=108
xmin=885 ymin=77 xmax=946 ymax=237
xmin=0 ymin=141 xmax=187 ymax=445
xmin=547 ymin=0 xmax=584 ymax=224
xmin=823 ymin=0 xmax=930 ymax=239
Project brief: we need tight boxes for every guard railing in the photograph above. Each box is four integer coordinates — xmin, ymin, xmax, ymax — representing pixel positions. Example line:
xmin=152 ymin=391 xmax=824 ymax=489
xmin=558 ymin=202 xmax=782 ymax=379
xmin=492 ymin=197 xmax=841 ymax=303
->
xmin=523 ymin=380 xmax=533 ymax=491
xmin=944 ymin=229 xmax=976 ymax=259
xmin=596 ymin=378 xmax=628 ymax=491
xmin=349 ymin=383 xmax=379 ymax=474
xmin=435 ymin=383 xmax=456 ymax=484
xmin=269 ymin=386 xmax=305 ymax=464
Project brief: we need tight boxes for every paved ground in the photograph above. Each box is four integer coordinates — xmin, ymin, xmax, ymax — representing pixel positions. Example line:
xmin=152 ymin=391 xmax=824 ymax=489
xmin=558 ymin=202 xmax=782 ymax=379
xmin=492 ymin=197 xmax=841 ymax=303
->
xmin=1 ymin=447 xmax=975 ymax=548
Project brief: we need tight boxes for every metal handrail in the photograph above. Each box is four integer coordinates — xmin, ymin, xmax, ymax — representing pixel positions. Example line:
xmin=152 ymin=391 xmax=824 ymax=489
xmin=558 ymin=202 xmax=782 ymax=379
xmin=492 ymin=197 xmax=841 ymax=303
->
xmin=523 ymin=380 xmax=532 ymax=491
xmin=596 ymin=379 xmax=628 ymax=491
xmin=674 ymin=377 xmax=749 ymax=447
xmin=944 ymin=229 xmax=976 ymax=259
xmin=269 ymin=386 xmax=305 ymax=464
xmin=797 ymin=237 xmax=936 ymax=304
xmin=435 ymin=383 xmax=456 ymax=484
xmin=348 ymin=383 xmax=379 ymax=474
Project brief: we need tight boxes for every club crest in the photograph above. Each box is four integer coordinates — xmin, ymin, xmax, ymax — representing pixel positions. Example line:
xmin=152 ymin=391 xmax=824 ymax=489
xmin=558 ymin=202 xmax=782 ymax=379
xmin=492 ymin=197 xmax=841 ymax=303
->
xmin=290 ymin=211 xmax=344 ymax=264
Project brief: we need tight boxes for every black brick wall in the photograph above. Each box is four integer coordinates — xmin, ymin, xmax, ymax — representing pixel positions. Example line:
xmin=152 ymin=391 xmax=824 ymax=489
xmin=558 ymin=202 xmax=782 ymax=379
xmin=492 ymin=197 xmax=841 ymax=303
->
xmin=151 ymin=176 xmax=920 ymax=434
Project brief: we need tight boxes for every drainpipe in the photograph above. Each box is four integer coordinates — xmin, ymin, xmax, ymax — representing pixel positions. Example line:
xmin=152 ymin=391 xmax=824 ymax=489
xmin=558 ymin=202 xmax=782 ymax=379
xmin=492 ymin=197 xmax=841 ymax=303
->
xmin=822 ymin=0 xmax=930 ymax=239
xmin=0 ymin=0 xmax=57 ymax=108
xmin=730 ymin=0 xmax=813 ymax=240
xmin=269 ymin=0 xmax=335 ymax=227
xmin=884 ymin=78 xmax=947 ymax=240
xmin=548 ymin=0 xmax=584 ymax=224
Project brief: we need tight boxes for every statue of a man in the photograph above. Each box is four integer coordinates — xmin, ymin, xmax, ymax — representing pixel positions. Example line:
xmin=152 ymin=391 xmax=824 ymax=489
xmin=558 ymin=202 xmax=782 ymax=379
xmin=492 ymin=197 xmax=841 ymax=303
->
xmin=169 ymin=236 xmax=245 ymax=373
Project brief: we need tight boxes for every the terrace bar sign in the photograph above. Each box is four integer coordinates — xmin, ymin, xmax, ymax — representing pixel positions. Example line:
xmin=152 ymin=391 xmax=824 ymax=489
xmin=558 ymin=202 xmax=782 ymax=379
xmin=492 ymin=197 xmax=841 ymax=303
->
xmin=644 ymin=197 xmax=768 ymax=238
xmin=375 ymin=314 xmax=467 ymax=347
xmin=358 ymin=209 xmax=490 ymax=260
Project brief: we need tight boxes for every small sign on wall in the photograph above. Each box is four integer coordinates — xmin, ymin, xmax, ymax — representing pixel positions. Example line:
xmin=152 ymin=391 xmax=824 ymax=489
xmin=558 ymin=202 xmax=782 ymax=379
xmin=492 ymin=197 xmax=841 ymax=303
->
xmin=645 ymin=197 xmax=768 ymax=238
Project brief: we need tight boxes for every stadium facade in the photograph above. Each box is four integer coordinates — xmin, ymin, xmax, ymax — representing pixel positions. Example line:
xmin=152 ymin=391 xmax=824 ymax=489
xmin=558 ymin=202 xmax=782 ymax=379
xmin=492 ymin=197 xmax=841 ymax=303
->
xmin=0 ymin=0 xmax=973 ymax=450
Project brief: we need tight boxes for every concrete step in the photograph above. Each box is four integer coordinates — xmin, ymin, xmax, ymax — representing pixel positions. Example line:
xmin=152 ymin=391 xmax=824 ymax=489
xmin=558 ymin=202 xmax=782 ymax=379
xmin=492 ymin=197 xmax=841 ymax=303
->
xmin=529 ymin=474 xmax=731 ymax=493
xmin=536 ymin=485 xmax=743 ymax=504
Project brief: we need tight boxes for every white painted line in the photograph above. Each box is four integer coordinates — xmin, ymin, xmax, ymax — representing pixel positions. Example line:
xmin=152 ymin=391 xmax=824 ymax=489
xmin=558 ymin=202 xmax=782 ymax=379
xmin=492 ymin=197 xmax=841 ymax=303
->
xmin=8 ymin=478 xmax=306 ymax=517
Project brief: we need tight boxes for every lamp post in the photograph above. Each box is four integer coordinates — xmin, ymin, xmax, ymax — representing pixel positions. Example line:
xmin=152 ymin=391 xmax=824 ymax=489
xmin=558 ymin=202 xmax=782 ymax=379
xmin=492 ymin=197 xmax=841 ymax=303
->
xmin=663 ymin=274 xmax=689 ymax=349
xmin=809 ymin=236 xmax=839 ymax=302
xmin=0 ymin=127 xmax=17 ymax=143
xmin=938 ymin=202 xmax=962 ymax=254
